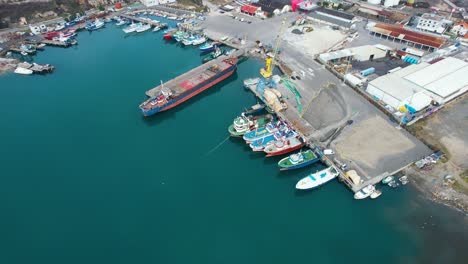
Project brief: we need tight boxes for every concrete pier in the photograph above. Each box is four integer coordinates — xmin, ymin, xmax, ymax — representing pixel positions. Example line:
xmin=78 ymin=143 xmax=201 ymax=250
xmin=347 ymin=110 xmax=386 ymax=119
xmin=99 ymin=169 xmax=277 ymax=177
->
xmin=120 ymin=14 xmax=168 ymax=29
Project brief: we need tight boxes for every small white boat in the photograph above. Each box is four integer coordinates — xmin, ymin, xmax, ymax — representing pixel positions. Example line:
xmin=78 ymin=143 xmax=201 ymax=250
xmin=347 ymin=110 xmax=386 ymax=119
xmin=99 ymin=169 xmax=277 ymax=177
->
xmin=399 ymin=176 xmax=408 ymax=185
xmin=381 ymin=176 xmax=394 ymax=184
xmin=295 ymin=166 xmax=339 ymax=190
xmin=14 ymin=67 xmax=33 ymax=75
xmin=152 ymin=26 xmax=161 ymax=32
xmin=123 ymin=23 xmax=139 ymax=33
xmin=191 ymin=36 xmax=206 ymax=45
xmin=116 ymin=19 xmax=127 ymax=26
xmin=136 ymin=23 xmax=151 ymax=33
xmin=354 ymin=185 xmax=375 ymax=200
xmin=55 ymin=23 xmax=65 ymax=31
xmin=167 ymin=16 xmax=177 ymax=20
xmin=20 ymin=51 xmax=28 ymax=56
xmin=370 ymin=189 xmax=382 ymax=199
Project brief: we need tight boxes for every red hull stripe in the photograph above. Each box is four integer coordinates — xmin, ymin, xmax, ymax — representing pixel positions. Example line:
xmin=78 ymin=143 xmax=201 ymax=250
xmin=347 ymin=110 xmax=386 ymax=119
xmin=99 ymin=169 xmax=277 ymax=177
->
xmin=265 ymin=144 xmax=304 ymax=157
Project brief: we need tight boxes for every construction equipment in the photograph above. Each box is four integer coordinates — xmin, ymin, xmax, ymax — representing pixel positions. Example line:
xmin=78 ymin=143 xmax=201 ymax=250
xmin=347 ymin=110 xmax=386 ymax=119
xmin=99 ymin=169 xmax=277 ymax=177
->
xmin=260 ymin=18 xmax=287 ymax=79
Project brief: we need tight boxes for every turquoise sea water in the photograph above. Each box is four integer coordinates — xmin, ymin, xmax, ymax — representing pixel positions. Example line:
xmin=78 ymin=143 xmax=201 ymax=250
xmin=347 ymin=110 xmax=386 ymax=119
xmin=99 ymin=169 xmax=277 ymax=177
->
xmin=0 ymin=24 xmax=467 ymax=264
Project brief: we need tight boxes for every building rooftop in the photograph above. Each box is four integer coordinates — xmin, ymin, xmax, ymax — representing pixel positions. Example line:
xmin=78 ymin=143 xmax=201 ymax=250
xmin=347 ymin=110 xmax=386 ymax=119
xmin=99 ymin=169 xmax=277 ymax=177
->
xmin=316 ymin=7 xmax=355 ymax=21
xmin=420 ymin=13 xmax=445 ymax=22
xmin=369 ymin=23 xmax=446 ymax=48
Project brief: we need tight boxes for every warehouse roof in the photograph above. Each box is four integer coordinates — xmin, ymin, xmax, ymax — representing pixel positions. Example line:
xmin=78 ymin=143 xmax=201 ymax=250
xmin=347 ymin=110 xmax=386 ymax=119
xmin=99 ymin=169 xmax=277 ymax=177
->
xmin=368 ymin=57 xmax=468 ymax=105
xmin=369 ymin=23 xmax=446 ymax=48
xmin=404 ymin=57 xmax=468 ymax=98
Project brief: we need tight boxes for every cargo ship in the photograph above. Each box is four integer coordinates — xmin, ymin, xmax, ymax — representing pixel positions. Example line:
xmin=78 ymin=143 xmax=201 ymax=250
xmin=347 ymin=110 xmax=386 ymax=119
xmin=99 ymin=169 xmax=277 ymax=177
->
xmin=139 ymin=57 xmax=238 ymax=116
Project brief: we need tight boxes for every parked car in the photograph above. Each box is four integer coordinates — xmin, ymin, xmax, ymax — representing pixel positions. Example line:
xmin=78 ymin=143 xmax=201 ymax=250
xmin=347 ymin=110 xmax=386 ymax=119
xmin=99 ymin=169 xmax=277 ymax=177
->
xmin=414 ymin=2 xmax=430 ymax=8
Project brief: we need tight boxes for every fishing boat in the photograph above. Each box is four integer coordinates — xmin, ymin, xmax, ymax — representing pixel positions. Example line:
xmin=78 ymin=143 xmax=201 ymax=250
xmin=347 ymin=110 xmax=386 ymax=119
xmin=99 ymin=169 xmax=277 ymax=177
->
xmin=250 ymin=129 xmax=292 ymax=152
xmin=139 ymin=57 xmax=238 ymax=116
xmin=295 ymin=166 xmax=339 ymax=190
xmin=123 ymin=23 xmax=139 ymax=33
xmin=116 ymin=19 xmax=127 ymax=26
xmin=399 ymin=176 xmax=408 ymax=185
xmin=136 ymin=23 xmax=151 ymax=33
xmin=388 ymin=180 xmax=399 ymax=188
xmin=243 ymin=120 xmax=285 ymax=143
xmin=370 ymin=189 xmax=382 ymax=199
xmin=202 ymin=48 xmax=224 ymax=63
xmin=200 ymin=41 xmax=221 ymax=52
xmin=228 ymin=114 xmax=271 ymax=137
xmin=354 ymin=185 xmax=375 ymax=200
xmin=182 ymin=36 xmax=196 ymax=46
xmin=85 ymin=19 xmax=105 ymax=31
xmin=278 ymin=149 xmax=320 ymax=171
xmin=244 ymin=103 xmax=265 ymax=116
xmin=192 ymin=36 xmax=207 ymax=46
xmin=14 ymin=67 xmax=33 ymax=75
xmin=264 ymin=136 xmax=303 ymax=157
xmin=381 ymin=176 xmax=394 ymax=184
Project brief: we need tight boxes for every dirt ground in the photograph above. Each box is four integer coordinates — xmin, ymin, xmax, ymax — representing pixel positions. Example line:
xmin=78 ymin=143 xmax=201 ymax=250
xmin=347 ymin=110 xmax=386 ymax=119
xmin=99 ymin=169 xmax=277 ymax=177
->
xmin=335 ymin=115 xmax=416 ymax=168
xmin=283 ymin=24 xmax=347 ymax=56
xmin=406 ymin=96 xmax=468 ymax=213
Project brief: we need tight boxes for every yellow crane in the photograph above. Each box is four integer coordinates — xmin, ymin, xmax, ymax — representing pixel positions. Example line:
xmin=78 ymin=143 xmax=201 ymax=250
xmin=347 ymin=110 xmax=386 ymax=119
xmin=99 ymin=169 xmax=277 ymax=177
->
xmin=260 ymin=18 xmax=287 ymax=79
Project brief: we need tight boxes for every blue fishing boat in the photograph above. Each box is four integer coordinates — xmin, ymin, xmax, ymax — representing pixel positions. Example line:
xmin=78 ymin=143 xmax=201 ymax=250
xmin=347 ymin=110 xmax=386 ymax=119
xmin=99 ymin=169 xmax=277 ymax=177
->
xmin=85 ymin=19 xmax=105 ymax=31
xmin=200 ymin=41 xmax=222 ymax=53
xmin=243 ymin=120 xmax=285 ymax=143
xmin=249 ymin=129 xmax=293 ymax=151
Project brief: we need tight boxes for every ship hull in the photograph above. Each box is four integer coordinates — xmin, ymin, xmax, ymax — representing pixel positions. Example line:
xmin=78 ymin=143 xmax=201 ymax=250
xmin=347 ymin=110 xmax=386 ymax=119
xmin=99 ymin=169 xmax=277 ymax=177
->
xmin=265 ymin=143 xmax=304 ymax=157
xmin=141 ymin=63 xmax=237 ymax=116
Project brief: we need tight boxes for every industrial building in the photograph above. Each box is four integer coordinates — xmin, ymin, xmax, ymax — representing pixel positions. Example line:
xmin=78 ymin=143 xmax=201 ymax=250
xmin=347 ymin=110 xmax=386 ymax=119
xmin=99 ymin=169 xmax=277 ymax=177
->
xmin=319 ymin=44 xmax=391 ymax=63
xmin=367 ymin=22 xmax=446 ymax=50
xmin=416 ymin=13 xmax=451 ymax=34
xmin=306 ymin=6 xmax=355 ymax=28
xmin=366 ymin=57 xmax=468 ymax=112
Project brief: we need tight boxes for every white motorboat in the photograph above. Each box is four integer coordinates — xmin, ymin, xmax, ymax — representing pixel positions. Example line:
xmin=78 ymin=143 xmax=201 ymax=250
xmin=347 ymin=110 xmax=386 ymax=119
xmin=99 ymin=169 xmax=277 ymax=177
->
xmin=295 ymin=166 xmax=339 ymax=190
xmin=136 ymin=23 xmax=151 ymax=33
xmin=123 ymin=23 xmax=139 ymax=33
xmin=354 ymin=185 xmax=375 ymax=200
xmin=14 ymin=67 xmax=33 ymax=75
xmin=399 ymin=176 xmax=409 ymax=185
xmin=116 ymin=19 xmax=127 ymax=26
xmin=152 ymin=26 xmax=161 ymax=32
xmin=55 ymin=23 xmax=65 ymax=31
xmin=191 ymin=36 xmax=207 ymax=45
xmin=370 ymin=189 xmax=382 ymax=199
xmin=167 ymin=16 xmax=177 ymax=20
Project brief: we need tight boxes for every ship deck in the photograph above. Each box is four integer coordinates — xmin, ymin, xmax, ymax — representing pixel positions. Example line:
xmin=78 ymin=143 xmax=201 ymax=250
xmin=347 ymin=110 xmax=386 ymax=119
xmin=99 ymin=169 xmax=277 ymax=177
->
xmin=145 ymin=49 xmax=244 ymax=98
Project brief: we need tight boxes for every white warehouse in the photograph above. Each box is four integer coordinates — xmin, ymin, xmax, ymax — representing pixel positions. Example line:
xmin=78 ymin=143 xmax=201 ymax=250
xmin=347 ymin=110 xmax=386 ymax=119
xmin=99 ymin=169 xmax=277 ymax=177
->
xmin=366 ymin=57 xmax=468 ymax=112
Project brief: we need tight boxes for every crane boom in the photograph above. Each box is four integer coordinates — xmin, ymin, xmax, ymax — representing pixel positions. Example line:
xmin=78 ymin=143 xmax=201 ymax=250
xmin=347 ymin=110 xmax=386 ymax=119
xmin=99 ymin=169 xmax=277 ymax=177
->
xmin=260 ymin=18 xmax=287 ymax=79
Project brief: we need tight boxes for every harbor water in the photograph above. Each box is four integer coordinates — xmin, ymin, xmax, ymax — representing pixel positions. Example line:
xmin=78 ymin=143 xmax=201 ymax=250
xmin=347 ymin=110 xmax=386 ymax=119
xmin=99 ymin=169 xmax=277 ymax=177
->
xmin=0 ymin=24 xmax=467 ymax=264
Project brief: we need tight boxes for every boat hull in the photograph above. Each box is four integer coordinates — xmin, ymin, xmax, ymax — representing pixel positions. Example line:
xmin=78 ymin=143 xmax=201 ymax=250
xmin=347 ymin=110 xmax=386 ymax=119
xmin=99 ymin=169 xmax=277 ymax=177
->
xmin=265 ymin=143 xmax=304 ymax=157
xmin=141 ymin=63 xmax=237 ymax=116
xmin=279 ymin=157 xmax=320 ymax=171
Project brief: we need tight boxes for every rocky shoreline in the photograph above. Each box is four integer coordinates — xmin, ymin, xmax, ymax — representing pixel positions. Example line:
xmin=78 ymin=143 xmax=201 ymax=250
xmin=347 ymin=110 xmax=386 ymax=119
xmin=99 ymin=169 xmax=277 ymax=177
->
xmin=406 ymin=165 xmax=468 ymax=215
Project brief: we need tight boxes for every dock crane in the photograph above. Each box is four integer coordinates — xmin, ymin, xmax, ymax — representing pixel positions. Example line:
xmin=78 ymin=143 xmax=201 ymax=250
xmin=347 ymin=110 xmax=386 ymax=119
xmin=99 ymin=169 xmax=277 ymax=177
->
xmin=260 ymin=18 xmax=287 ymax=79
xmin=256 ymin=18 xmax=287 ymax=98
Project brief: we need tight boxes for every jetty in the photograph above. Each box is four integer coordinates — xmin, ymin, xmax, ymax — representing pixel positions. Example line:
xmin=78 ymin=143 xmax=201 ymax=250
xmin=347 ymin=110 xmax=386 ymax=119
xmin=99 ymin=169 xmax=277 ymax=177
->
xmin=9 ymin=48 xmax=36 ymax=55
xmin=145 ymin=49 xmax=245 ymax=98
xmin=120 ymin=14 xmax=168 ymax=29
xmin=41 ymin=39 xmax=76 ymax=47
xmin=17 ymin=62 xmax=54 ymax=74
